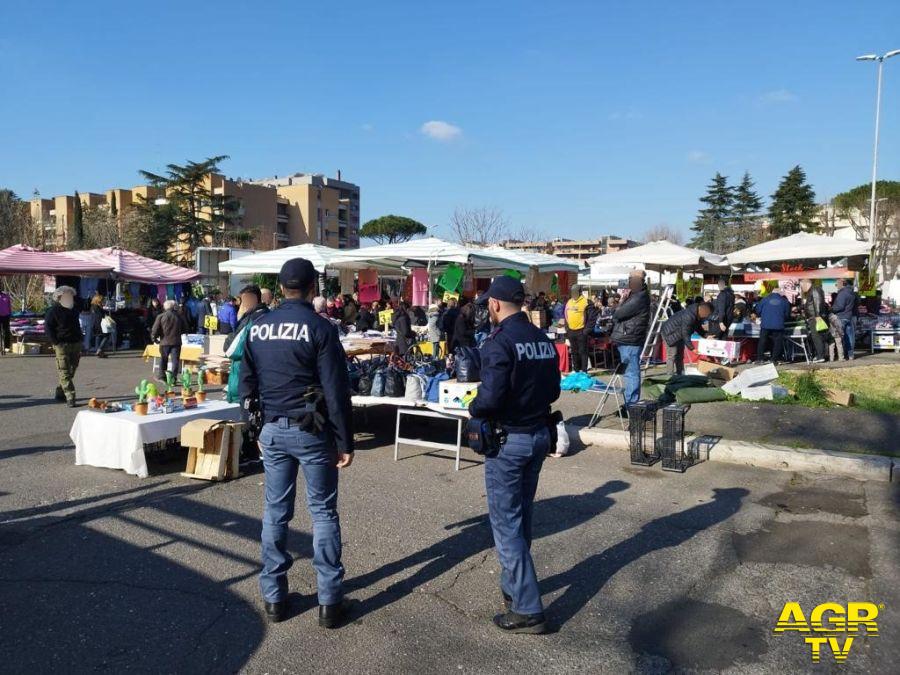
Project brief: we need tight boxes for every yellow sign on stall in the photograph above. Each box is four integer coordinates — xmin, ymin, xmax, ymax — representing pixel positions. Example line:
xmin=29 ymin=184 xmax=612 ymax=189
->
xmin=378 ymin=308 xmax=394 ymax=330
xmin=203 ymin=315 xmax=219 ymax=331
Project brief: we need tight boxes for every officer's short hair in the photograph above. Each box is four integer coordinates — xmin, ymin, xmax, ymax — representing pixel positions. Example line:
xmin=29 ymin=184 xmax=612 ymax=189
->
xmin=163 ymin=299 xmax=176 ymax=310
xmin=239 ymin=285 xmax=262 ymax=303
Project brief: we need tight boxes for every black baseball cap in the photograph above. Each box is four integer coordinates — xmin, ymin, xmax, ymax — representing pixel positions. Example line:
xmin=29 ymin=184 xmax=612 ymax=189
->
xmin=279 ymin=258 xmax=316 ymax=290
xmin=475 ymin=276 xmax=526 ymax=305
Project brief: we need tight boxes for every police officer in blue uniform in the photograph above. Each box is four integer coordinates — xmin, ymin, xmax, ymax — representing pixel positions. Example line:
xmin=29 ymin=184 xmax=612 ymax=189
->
xmin=239 ymin=258 xmax=354 ymax=628
xmin=468 ymin=276 xmax=561 ymax=634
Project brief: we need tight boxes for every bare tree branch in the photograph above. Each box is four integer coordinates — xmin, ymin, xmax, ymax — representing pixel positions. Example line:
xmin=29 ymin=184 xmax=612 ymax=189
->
xmin=449 ymin=207 xmax=510 ymax=246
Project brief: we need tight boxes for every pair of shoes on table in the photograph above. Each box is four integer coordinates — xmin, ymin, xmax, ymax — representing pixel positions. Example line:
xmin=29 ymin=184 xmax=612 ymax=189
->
xmin=264 ymin=598 xmax=352 ymax=628
xmin=496 ymin=590 xmax=546 ymax=634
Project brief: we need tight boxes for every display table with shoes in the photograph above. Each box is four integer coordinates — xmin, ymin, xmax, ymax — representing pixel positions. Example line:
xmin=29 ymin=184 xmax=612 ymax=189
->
xmin=70 ymin=399 xmax=242 ymax=478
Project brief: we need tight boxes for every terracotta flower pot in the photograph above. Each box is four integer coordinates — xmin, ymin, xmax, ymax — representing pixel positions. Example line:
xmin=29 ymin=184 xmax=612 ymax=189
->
xmin=182 ymin=388 xmax=193 ymax=399
xmin=134 ymin=402 xmax=149 ymax=416
xmin=195 ymin=391 xmax=207 ymax=403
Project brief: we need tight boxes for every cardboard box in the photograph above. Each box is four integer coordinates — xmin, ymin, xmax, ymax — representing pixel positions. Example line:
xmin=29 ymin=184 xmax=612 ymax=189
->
xmin=695 ymin=359 xmax=738 ymax=382
xmin=180 ymin=419 xmax=243 ymax=481
xmin=12 ymin=342 xmax=41 ymax=355
xmin=825 ymin=388 xmax=855 ymax=407
xmin=440 ymin=379 xmax=479 ymax=410
xmin=695 ymin=338 xmax=741 ymax=360
xmin=205 ymin=368 xmax=229 ymax=385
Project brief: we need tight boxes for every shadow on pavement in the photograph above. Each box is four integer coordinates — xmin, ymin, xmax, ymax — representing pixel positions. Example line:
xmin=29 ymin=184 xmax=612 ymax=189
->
xmin=347 ymin=480 xmax=630 ymax=620
xmin=542 ymin=487 xmax=749 ymax=628
xmin=0 ymin=482 xmax=287 ymax=671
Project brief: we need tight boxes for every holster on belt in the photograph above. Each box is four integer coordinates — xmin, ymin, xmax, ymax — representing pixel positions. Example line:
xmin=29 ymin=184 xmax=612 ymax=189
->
xmin=296 ymin=386 xmax=327 ymax=434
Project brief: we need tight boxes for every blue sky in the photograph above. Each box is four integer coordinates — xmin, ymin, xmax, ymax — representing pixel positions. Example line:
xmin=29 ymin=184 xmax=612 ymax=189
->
xmin=2 ymin=0 xmax=899 ymax=242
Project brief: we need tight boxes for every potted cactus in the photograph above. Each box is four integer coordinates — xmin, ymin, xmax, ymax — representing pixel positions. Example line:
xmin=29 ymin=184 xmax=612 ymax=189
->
xmin=134 ymin=379 xmax=151 ymax=415
xmin=180 ymin=368 xmax=193 ymax=398
xmin=165 ymin=371 xmax=176 ymax=398
xmin=195 ymin=370 xmax=206 ymax=403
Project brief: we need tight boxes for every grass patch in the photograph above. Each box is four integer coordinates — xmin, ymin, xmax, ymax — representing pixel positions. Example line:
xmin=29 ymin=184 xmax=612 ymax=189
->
xmin=777 ymin=364 xmax=900 ymax=414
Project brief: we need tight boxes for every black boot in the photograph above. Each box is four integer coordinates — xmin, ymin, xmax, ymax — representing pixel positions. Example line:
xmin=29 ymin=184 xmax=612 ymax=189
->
xmin=55 ymin=387 xmax=66 ymax=402
xmin=264 ymin=600 xmax=287 ymax=623
xmin=318 ymin=599 xmax=351 ymax=629
xmin=67 ymin=398 xmax=78 ymax=408
xmin=493 ymin=611 xmax=547 ymax=634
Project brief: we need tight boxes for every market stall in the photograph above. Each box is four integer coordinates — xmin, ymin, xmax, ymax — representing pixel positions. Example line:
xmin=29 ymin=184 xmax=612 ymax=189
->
xmin=70 ymin=399 xmax=241 ymax=478
xmin=218 ymin=243 xmax=342 ymax=274
xmin=726 ymin=232 xmax=877 ymax=360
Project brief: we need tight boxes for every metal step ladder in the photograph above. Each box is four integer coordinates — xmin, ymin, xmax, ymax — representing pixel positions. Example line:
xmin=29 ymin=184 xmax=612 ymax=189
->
xmin=640 ymin=284 xmax=675 ymax=370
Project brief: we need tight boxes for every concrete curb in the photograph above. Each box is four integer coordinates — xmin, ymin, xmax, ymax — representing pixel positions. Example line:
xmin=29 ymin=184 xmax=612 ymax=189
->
xmin=569 ymin=425 xmax=895 ymax=482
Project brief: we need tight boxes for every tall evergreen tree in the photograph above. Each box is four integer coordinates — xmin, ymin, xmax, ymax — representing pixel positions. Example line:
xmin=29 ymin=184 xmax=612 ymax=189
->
xmin=71 ymin=191 xmax=84 ymax=249
xmin=689 ymin=173 xmax=733 ymax=253
xmin=767 ymin=165 xmax=818 ymax=238
xmin=139 ymin=155 xmax=240 ymax=261
xmin=731 ymin=172 xmax=764 ymax=249
xmin=109 ymin=192 xmax=118 ymax=217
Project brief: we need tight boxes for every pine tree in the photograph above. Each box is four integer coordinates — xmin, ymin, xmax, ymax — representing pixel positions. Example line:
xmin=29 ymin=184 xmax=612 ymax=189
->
xmin=689 ymin=173 xmax=734 ymax=253
xmin=110 ymin=192 xmax=118 ymax=217
xmin=731 ymin=172 xmax=764 ymax=249
xmin=71 ymin=191 xmax=84 ymax=249
xmin=767 ymin=165 xmax=818 ymax=239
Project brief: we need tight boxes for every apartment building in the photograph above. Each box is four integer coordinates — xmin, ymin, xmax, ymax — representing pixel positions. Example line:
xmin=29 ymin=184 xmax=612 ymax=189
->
xmin=249 ymin=172 xmax=361 ymax=250
xmin=503 ymin=236 xmax=638 ymax=260
xmin=29 ymin=170 xmax=360 ymax=255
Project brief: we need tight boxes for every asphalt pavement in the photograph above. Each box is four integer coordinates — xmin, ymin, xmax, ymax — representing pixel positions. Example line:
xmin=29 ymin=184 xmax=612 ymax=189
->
xmin=0 ymin=352 xmax=898 ymax=673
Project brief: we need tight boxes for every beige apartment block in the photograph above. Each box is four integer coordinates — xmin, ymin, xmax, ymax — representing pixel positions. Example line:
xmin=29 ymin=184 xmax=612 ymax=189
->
xmin=503 ymin=236 xmax=637 ymax=260
xmin=28 ymin=170 xmax=359 ymax=257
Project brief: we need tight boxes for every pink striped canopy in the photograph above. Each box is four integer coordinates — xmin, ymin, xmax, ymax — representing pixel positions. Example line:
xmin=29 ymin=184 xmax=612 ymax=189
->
xmin=0 ymin=244 xmax=113 ymax=275
xmin=66 ymin=248 xmax=200 ymax=283
xmin=0 ymin=245 xmax=200 ymax=283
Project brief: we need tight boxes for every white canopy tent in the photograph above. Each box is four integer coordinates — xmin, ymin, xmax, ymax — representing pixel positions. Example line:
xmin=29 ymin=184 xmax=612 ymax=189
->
xmin=218 ymin=244 xmax=343 ymax=274
xmin=326 ymin=237 xmax=535 ymax=274
xmin=724 ymin=232 xmax=871 ymax=266
xmin=479 ymin=246 xmax=582 ymax=273
xmin=587 ymin=240 xmax=727 ymax=273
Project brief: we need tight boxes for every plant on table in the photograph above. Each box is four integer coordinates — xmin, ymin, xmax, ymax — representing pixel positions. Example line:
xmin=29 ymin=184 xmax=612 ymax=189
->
xmin=165 ymin=371 xmax=175 ymax=396
xmin=135 ymin=379 xmax=151 ymax=403
xmin=180 ymin=368 xmax=193 ymax=396
xmin=195 ymin=370 xmax=207 ymax=402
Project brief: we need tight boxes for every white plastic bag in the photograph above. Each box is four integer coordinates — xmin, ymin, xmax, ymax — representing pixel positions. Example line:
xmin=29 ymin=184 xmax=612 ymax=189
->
xmin=553 ymin=420 xmax=570 ymax=457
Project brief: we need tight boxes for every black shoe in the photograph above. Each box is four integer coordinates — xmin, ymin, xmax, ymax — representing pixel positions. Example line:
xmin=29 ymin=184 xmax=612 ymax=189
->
xmin=502 ymin=591 xmax=512 ymax=611
xmin=67 ymin=399 xmax=78 ymax=408
xmin=55 ymin=388 xmax=66 ymax=402
xmin=492 ymin=611 xmax=547 ymax=634
xmin=264 ymin=600 xmax=287 ymax=623
xmin=617 ymin=405 xmax=629 ymax=419
xmin=318 ymin=599 xmax=351 ymax=629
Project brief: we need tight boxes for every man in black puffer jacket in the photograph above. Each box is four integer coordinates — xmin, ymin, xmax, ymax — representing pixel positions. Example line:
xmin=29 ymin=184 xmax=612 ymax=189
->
xmin=611 ymin=271 xmax=651 ymax=412
xmin=710 ymin=275 xmax=735 ymax=339
xmin=661 ymin=302 xmax=712 ymax=375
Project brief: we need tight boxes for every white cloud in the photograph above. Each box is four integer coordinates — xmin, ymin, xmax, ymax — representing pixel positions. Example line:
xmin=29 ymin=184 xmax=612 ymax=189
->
xmin=420 ymin=120 xmax=463 ymax=142
xmin=686 ymin=150 xmax=712 ymax=164
xmin=758 ymin=88 xmax=799 ymax=105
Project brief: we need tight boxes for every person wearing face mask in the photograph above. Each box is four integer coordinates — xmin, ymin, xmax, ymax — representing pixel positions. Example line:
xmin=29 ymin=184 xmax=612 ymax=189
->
xmin=44 ymin=286 xmax=84 ymax=407
xmin=467 ymin=276 xmax=561 ymax=635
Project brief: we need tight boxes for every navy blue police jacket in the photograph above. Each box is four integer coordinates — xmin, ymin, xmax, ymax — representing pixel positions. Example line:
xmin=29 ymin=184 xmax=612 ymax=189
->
xmin=238 ymin=298 xmax=354 ymax=453
xmin=468 ymin=311 xmax=561 ymax=429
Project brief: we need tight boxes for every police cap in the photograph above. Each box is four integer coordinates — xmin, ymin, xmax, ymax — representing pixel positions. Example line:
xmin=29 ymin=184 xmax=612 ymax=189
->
xmin=475 ymin=276 xmax=525 ymax=305
xmin=279 ymin=258 xmax=316 ymax=290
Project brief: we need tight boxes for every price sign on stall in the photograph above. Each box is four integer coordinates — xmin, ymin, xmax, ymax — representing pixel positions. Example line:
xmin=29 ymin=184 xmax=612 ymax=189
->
xmin=378 ymin=308 xmax=394 ymax=330
xmin=203 ymin=315 xmax=219 ymax=332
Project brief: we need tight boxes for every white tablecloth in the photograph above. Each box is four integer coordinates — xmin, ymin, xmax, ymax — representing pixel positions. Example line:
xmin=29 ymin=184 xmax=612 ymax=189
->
xmin=71 ymin=399 xmax=241 ymax=478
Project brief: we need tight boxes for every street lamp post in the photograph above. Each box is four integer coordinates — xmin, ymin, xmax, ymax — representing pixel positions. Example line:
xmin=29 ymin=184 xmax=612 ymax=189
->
xmin=856 ymin=49 xmax=900 ymax=247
